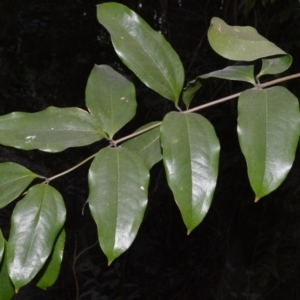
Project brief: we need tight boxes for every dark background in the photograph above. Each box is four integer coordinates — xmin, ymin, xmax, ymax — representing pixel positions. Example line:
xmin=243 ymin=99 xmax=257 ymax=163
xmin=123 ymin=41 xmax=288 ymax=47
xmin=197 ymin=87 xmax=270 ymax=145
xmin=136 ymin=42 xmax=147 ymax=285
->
xmin=1 ymin=0 xmax=300 ymax=299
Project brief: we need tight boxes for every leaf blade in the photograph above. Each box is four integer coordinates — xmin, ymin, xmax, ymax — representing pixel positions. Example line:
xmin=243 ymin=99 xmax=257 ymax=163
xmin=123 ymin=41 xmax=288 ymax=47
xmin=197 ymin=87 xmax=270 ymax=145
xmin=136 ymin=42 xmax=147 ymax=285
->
xmin=160 ymin=112 xmax=220 ymax=233
xmin=88 ymin=147 xmax=149 ymax=264
xmin=122 ymin=122 xmax=162 ymax=169
xmin=0 ymin=162 xmax=39 ymax=209
xmin=7 ymin=184 xmax=66 ymax=291
xmin=0 ymin=107 xmax=105 ymax=152
xmin=86 ymin=65 xmax=137 ymax=138
xmin=208 ymin=17 xmax=290 ymax=62
xmin=36 ymin=229 xmax=66 ymax=290
xmin=0 ymin=245 xmax=15 ymax=300
xmin=237 ymin=87 xmax=300 ymax=200
xmin=97 ymin=3 xmax=184 ymax=103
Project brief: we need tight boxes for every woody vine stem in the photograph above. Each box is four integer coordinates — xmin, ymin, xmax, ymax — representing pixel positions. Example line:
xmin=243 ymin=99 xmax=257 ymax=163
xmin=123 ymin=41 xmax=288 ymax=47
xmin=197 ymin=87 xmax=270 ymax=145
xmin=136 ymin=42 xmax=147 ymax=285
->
xmin=44 ymin=72 xmax=300 ymax=184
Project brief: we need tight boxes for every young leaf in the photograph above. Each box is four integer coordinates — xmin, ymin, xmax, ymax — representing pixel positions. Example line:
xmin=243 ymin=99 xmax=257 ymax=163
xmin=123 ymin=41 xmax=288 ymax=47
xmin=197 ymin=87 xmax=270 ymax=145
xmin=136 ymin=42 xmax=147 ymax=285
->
xmin=122 ymin=122 xmax=162 ymax=169
xmin=86 ymin=65 xmax=137 ymax=138
xmin=160 ymin=112 xmax=220 ymax=233
xmin=208 ymin=17 xmax=291 ymax=63
xmin=182 ymin=64 xmax=255 ymax=109
xmin=0 ymin=107 xmax=106 ymax=152
xmin=0 ymin=229 xmax=4 ymax=264
xmin=7 ymin=184 xmax=66 ymax=291
xmin=237 ymin=87 xmax=300 ymax=200
xmin=0 ymin=162 xmax=39 ymax=209
xmin=88 ymin=147 xmax=149 ymax=265
xmin=0 ymin=246 xmax=15 ymax=300
xmin=36 ymin=229 xmax=66 ymax=290
xmin=97 ymin=3 xmax=184 ymax=103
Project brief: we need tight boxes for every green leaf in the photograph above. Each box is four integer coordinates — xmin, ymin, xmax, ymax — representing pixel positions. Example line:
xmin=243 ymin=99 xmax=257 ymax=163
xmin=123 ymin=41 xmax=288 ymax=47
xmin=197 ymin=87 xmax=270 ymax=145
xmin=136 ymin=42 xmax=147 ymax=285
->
xmin=122 ymin=122 xmax=162 ymax=169
xmin=7 ymin=184 xmax=66 ymax=291
xmin=208 ymin=17 xmax=290 ymax=61
xmin=88 ymin=147 xmax=149 ymax=265
xmin=0 ymin=107 xmax=105 ymax=152
xmin=0 ymin=246 xmax=15 ymax=300
xmin=0 ymin=230 xmax=4 ymax=264
xmin=237 ymin=87 xmax=300 ymax=200
xmin=97 ymin=3 xmax=184 ymax=103
xmin=86 ymin=65 xmax=137 ymax=138
xmin=258 ymin=55 xmax=293 ymax=77
xmin=36 ymin=229 xmax=66 ymax=290
xmin=0 ymin=162 xmax=39 ymax=209
xmin=200 ymin=64 xmax=256 ymax=84
xmin=182 ymin=79 xmax=203 ymax=109
xmin=182 ymin=64 xmax=255 ymax=109
xmin=160 ymin=112 xmax=220 ymax=233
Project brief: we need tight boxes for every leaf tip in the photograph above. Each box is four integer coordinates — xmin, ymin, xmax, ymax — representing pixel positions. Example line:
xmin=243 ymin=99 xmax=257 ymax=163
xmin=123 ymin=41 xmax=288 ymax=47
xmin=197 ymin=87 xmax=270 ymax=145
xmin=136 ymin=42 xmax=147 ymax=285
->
xmin=254 ymin=197 xmax=260 ymax=203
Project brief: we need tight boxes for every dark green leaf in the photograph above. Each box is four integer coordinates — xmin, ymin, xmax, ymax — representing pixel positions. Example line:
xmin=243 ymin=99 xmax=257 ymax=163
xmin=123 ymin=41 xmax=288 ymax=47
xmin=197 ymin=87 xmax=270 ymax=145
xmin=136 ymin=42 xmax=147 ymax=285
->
xmin=160 ymin=112 xmax=220 ymax=233
xmin=97 ymin=3 xmax=184 ymax=103
xmin=237 ymin=87 xmax=300 ymax=200
xmin=182 ymin=79 xmax=203 ymax=109
xmin=0 ymin=107 xmax=105 ymax=152
xmin=0 ymin=246 xmax=15 ymax=300
xmin=7 ymin=184 xmax=66 ymax=291
xmin=208 ymin=17 xmax=289 ymax=61
xmin=122 ymin=122 xmax=162 ymax=169
xmin=86 ymin=65 xmax=137 ymax=138
xmin=36 ymin=229 xmax=66 ymax=290
xmin=0 ymin=162 xmax=39 ymax=209
xmin=88 ymin=147 xmax=149 ymax=264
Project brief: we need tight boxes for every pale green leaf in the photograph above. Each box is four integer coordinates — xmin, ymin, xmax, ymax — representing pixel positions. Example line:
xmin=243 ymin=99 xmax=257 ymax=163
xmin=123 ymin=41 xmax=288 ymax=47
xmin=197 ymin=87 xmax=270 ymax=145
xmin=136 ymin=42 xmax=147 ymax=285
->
xmin=36 ymin=229 xmax=65 ymax=290
xmin=7 ymin=184 xmax=66 ymax=291
xmin=208 ymin=17 xmax=289 ymax=61
xmin=122 ymin=122 xmax=162 ymax=169
xmin=182 ymin=64 xmax=255 ymax=109
xmin=200 ymin=64 xmax=255 ymax=84
xmin=0 ymin=246 xmax=15 ymax=300
xmin=160 ymin=112 xmax=220 ymax=233
xmin=259 ymin=55 xmax=293 ymax=77
xmin=0 ymin=162 xmax=39 ymax=209
xmin=88 ymin=147 xmax=149 ymax=265
xmin=86 ymin=65 xmax=137 ymax=138
xmin=97 ymin=3 xmax=184 ymax=103
xmin=0 ymin=107 xmax=105 ymax=152
xmin=237 ymin=87 xmax=300 ymax=200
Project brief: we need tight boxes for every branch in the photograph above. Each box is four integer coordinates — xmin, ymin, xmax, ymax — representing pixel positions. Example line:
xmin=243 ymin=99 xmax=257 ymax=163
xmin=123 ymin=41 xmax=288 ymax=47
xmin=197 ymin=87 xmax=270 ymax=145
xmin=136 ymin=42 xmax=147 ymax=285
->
xmin=44 ymin=72 xmax=300 ymax=181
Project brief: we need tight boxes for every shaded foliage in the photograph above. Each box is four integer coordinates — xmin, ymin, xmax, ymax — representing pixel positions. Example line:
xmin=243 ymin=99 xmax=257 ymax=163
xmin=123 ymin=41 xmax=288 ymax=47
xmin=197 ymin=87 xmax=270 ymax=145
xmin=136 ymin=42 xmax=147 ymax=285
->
xmin=1 ymin=0 xmax=300 ymax=299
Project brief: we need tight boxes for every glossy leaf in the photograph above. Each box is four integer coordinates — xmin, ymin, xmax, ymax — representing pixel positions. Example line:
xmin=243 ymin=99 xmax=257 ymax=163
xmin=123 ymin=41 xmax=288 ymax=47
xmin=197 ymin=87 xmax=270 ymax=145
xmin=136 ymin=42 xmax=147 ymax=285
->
xmin=0 ymin=246 xmax=15 ymax=300
xmin=237 ymin=87 xmax=300 ymax=200
xmin=0 ymin=162 xmax=39 ymax=209
xmin=122 ymin=122 xmax=162 ymax=169
xmin=97 ymin=3 xmax=184 ymax=103
xmin=7 ymin=184 xmax=66 ymax=291
xmin=160 ymin=112 xmax=220 ymax=233
xmin=0 ymin=107 xmax=105 ymax=152
xmin=86 ymin=65 xmax=137 ymax=138
xmin=208 ymin=17 xmax=290 ymax=62
xmin=259 ymin=55 xmax=293 ymax=77
xmin=36 ymin=229 xmax=66 ymax=290
xmin=182 ymin=64 xmax=255 ymax=109
xmin=88 ymin=147 xmax=149 ymax=265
